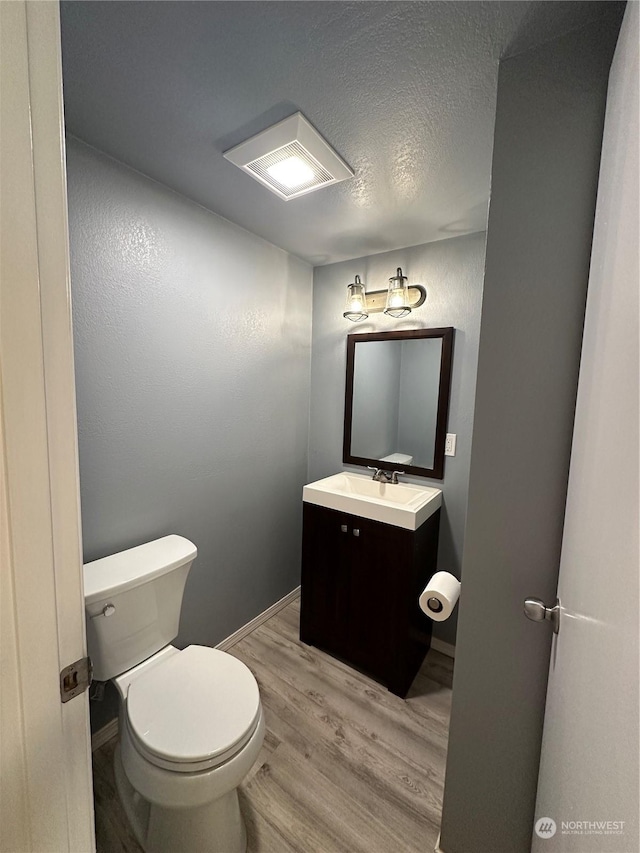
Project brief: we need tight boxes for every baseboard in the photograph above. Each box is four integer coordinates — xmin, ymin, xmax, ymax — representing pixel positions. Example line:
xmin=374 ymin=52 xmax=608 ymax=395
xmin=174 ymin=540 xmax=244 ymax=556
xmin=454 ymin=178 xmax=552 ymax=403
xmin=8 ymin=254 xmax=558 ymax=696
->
xmin=430 ymin=638 xmax=456 ymax=658
xmin=216 ymin=586 xmax=301 ymax=651
xmin=91 ymin=718 xmax=118 ymax=752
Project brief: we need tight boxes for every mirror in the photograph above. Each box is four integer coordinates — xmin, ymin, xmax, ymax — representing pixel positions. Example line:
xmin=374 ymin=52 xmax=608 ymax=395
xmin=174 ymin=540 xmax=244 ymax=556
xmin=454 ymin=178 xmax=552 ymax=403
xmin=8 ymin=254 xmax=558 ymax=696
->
xmin=343 ymin=328 xmax=454 ymax=479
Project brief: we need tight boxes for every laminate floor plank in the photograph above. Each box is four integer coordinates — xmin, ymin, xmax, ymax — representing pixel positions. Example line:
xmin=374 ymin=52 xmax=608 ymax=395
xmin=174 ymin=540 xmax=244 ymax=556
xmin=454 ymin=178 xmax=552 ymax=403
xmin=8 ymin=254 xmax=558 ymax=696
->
xmin=290 ymin=730 xmax=443 ymax=843
xmin=244 ymin=652 xmax=447 ymax=809
xmin=244 ymin=741 xmax=419 ymax=853
xmin=93 ymin=599 xmax=453 ymax=853
xmin=237 ymin=622 xmax=450 ymax=755
xmin=233 ymin=630 xmax=447 ymax=825
xmin=246 ymin=611 xmax=434 ymax=720
xmin=249 ymin=607 xmax=453 ymax=730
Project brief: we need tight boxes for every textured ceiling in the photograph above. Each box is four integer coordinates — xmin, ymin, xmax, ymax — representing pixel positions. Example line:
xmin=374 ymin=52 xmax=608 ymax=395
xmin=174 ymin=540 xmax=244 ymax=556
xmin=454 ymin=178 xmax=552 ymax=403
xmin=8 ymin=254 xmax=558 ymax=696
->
xmin=60 ymin=1 xmax=616 ymax=265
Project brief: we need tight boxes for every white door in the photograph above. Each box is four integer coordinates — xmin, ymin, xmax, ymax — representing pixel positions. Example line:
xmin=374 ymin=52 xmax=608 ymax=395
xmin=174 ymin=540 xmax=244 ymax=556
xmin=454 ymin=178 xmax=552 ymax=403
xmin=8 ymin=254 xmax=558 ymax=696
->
xmin=532 ymin=4 xmax=639 ymax=851
xmin=0 ymin=2 xmax=95 ymax=851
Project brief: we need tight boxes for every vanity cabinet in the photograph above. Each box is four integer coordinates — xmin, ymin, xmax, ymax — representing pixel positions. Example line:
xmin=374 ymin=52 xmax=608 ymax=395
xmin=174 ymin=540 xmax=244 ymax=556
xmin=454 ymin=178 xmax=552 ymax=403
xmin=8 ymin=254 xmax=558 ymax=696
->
xmin=300 ymin=502 xmax=440 ymax=697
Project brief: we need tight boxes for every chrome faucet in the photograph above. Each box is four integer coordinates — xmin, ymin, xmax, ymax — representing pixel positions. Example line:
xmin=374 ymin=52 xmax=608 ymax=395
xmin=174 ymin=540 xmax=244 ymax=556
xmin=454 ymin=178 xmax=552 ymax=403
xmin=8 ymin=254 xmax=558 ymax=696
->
xmin=367 ymin=467 xmax=404 ymax=485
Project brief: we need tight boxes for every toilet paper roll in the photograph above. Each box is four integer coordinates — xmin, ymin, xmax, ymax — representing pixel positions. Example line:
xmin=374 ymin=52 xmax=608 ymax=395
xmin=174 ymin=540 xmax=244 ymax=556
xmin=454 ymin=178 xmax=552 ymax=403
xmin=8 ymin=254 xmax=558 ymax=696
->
xmin=419 ymin=571 xmax=461 ymax=622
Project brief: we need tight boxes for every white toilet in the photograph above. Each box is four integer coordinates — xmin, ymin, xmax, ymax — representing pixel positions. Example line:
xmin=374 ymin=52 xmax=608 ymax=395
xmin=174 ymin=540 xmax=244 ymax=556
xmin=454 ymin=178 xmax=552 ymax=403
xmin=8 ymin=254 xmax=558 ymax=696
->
xmin=83 ymin=535 xmax=264 ymax=853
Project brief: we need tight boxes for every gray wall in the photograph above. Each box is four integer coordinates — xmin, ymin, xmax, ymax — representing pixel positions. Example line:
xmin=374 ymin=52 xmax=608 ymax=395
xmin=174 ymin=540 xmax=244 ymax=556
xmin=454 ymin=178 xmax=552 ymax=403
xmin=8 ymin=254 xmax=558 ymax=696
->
xmin=440 ymin=14 xmax=623 ymax=853
xmin=308 ymin=232 xmax=487 ymax=646
xmin=67 ymin=139 xmax=312 ymax=727
xmin=351 ymin=340 xmax=401 ymax=460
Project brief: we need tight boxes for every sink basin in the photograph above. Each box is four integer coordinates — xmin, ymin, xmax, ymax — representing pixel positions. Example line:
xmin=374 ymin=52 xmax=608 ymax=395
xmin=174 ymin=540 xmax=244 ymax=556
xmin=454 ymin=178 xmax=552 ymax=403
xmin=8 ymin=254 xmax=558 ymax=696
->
xmin=303 ymin=472 xmax=442 ymax=530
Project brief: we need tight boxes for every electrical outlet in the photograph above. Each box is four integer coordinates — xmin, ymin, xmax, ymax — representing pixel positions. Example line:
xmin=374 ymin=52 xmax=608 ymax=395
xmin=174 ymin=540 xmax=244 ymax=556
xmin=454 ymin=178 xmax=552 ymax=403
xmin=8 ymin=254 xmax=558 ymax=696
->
xmin=445 ymin=433 xmax=457 ymax=456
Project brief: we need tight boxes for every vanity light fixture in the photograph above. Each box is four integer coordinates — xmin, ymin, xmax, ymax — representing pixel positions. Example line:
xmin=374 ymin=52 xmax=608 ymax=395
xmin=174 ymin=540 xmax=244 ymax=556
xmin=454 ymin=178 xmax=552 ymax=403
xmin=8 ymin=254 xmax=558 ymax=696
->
xmin=343 ymin=269 xmax=426 ymax=322
xmin=223 ymin=112 xmax=354 ymax=201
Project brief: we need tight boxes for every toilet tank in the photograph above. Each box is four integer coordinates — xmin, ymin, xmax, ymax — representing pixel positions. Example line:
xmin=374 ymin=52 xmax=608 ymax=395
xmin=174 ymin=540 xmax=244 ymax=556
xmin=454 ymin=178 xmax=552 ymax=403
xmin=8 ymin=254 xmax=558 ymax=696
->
xmin=84 ymin=535 xmax=197 ymax=681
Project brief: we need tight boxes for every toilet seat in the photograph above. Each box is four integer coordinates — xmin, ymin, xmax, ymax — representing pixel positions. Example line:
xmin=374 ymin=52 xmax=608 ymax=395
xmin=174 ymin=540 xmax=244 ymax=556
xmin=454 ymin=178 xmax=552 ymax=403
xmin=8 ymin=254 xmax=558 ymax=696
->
xmin=125 ymin=645 xmax=261 ymax=773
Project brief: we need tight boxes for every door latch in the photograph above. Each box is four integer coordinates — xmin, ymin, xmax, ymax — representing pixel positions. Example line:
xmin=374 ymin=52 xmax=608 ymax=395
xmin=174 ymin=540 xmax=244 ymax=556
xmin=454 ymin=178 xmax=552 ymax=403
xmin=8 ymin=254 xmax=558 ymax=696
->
xmin=60 ymin=656 xmax=93 ymax=703
xmin=524 ymin=597 xmax=561 ymax=634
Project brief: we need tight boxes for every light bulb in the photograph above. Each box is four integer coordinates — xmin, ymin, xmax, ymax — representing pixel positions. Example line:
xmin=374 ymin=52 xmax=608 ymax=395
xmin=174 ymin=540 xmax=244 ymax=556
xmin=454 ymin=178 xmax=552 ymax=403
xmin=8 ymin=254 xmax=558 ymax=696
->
xmin=384 ymin=267 xmax=411 ymax=318
xmin=266 ymin=156 xmax=314 ymax=189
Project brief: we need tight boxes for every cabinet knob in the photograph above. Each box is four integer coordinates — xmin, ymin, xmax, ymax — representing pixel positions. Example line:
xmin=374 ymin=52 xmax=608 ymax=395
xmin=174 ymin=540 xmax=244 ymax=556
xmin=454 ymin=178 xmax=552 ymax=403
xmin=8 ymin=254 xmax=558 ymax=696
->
xmin=353 ymin=528 xmax=360 ymax=537
xmin=341 ymin=524 xmax=348 ymax=533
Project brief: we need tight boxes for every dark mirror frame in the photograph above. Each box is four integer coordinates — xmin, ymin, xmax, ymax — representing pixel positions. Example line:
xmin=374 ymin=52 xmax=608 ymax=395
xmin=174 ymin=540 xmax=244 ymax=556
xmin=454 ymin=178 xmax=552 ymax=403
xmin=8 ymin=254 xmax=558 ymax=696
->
xmin=343 ymin=327 xmax=455 ymax=480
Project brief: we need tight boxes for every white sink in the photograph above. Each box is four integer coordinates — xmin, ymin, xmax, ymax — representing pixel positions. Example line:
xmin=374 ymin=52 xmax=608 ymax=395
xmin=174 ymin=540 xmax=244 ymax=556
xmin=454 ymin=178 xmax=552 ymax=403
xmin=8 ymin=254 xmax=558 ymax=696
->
xmin=303 ymin=472 xmax=442 ymax=530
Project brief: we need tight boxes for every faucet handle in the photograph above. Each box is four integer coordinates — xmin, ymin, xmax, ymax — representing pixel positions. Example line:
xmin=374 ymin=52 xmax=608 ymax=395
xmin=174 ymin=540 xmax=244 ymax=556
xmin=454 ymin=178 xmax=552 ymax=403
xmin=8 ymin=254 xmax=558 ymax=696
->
xmin=391 ymin=470 xmax=405 ymax=484
xmin=368 ymin=466 xmax=386 ymax=481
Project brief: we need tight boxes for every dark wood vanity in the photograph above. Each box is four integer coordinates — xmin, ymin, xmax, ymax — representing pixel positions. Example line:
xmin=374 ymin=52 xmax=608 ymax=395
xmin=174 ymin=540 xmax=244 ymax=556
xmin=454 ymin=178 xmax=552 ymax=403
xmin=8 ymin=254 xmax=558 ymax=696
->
xmin=300 ymin=325 xmax=454 ymax=697
xmin=300 ymin=502 xmax=441 ymax=698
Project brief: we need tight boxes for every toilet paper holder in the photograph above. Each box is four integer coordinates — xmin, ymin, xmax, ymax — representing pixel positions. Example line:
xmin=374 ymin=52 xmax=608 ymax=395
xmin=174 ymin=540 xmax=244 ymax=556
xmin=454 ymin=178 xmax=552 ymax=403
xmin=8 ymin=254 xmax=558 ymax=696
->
xmin=418 ymin=571 xmax=461 ymax=622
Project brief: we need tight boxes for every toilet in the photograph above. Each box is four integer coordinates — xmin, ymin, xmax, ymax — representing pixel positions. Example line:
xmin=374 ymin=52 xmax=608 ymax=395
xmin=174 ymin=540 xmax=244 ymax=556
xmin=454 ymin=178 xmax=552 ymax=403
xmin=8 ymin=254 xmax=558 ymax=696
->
xmin=83 ymin=535 xmax=264 ymax=853
xmin=379 ymin=452 xmax=414 ymax=466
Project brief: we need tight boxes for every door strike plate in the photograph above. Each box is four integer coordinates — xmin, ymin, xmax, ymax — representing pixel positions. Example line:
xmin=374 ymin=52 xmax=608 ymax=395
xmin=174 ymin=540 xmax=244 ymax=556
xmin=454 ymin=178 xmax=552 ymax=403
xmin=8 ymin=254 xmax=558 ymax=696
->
xmin=60 ymin=656 xmax=93 ymax=703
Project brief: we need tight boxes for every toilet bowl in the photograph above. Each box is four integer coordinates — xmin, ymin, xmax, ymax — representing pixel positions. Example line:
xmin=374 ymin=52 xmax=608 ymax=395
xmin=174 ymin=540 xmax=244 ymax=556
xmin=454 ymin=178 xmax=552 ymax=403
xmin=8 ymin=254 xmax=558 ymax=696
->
xmin=83 ymin=536 xmax=264 ymax=853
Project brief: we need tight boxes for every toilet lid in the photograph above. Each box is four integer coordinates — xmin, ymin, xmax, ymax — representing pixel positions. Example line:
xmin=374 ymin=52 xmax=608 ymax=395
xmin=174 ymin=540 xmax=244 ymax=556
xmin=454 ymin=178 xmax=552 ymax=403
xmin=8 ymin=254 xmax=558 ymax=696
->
xmin=126 ymin=645 xmax=261 ymax=766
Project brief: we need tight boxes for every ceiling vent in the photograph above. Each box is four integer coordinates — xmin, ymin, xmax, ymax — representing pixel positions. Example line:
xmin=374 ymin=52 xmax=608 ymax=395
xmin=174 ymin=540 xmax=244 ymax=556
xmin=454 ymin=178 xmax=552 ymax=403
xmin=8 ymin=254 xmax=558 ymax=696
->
xmin=223 ymin=112 xmax=354 ymax=201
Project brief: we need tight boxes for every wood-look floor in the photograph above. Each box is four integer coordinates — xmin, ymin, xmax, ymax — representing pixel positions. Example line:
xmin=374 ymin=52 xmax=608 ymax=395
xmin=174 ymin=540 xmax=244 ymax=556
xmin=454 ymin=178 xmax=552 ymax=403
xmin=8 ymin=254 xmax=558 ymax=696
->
xmin=92 ymin=599 xmax=453 ymax=853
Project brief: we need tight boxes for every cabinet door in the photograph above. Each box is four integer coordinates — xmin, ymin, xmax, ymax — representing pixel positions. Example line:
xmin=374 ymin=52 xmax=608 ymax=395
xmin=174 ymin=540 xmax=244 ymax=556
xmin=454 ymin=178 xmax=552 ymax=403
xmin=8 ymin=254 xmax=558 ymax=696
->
xmin=344 ymin=516 xmax=412 ymax=678
xmin=300 ymin=503 xmax=351 ymax=658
